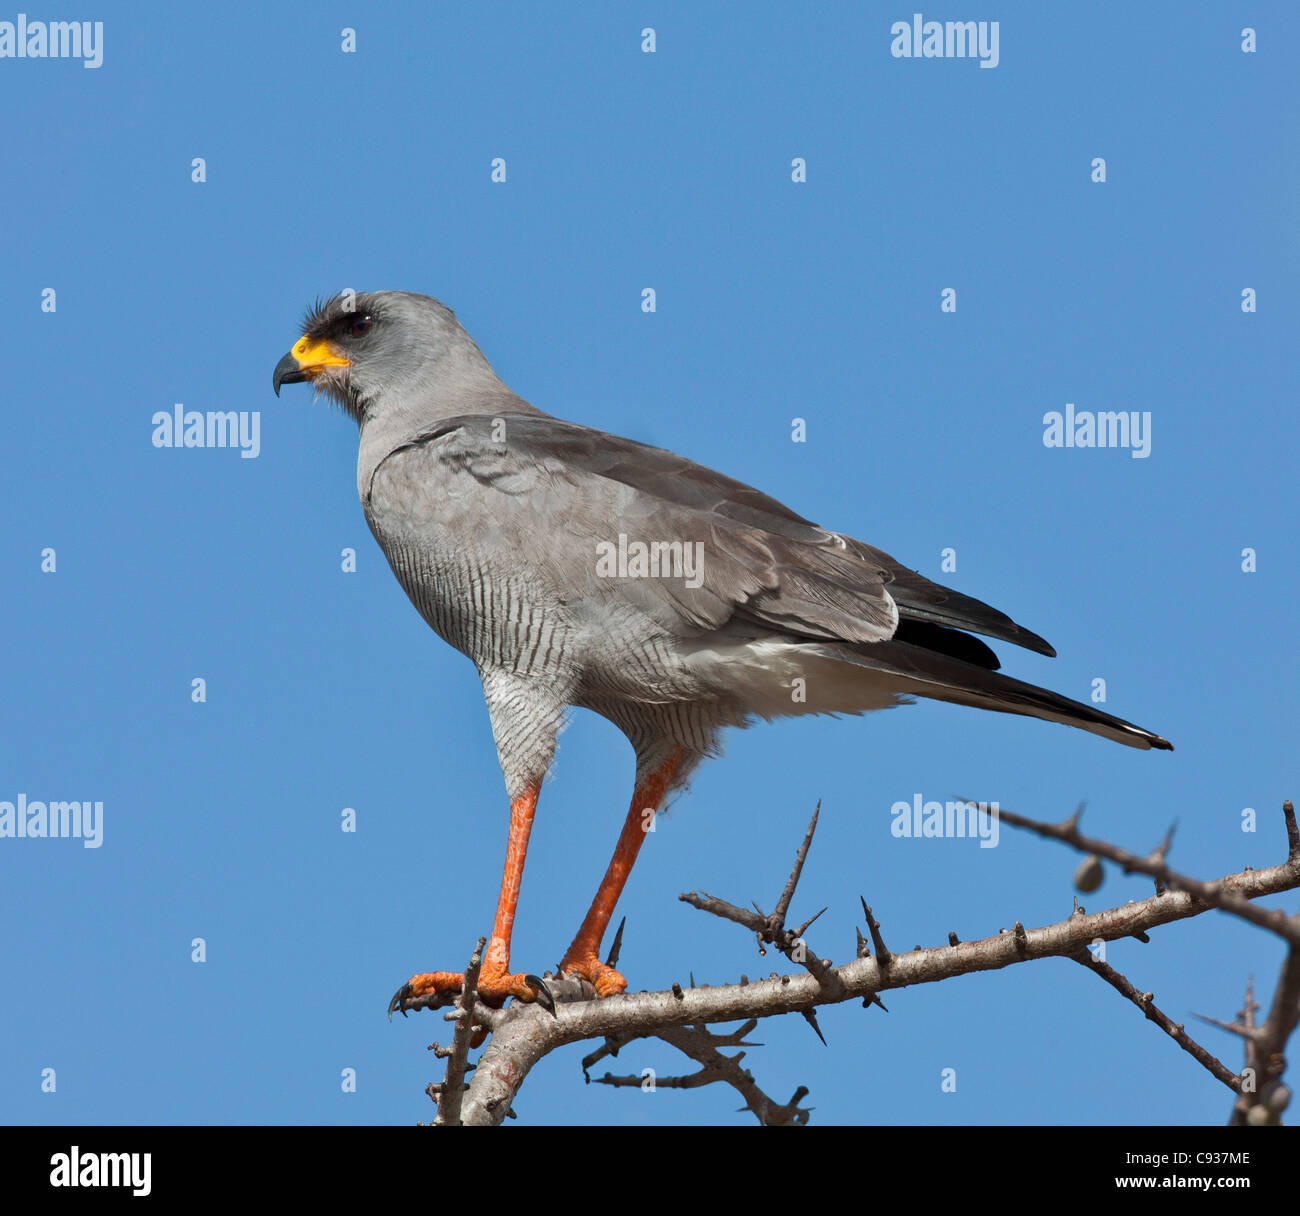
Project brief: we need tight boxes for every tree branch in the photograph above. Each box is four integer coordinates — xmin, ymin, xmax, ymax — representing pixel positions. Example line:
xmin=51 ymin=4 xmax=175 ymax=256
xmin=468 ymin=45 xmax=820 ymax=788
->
xmin=392 ymin=800 xmax=1300 ymax=1126
xmin=1073 ymin=949 xmax=1241 ymax=1092
xmin=426 ymin=936 xmax=487 ymax=1126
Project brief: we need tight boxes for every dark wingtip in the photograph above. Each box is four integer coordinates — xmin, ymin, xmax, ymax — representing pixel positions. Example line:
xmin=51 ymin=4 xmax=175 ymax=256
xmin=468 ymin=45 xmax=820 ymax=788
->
xmin=1016 ymin=628 xmax=1056 ymax=658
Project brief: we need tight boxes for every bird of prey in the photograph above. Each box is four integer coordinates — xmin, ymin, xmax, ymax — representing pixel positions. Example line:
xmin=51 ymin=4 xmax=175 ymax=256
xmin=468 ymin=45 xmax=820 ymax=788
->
xmin=273 ymin=291 xmax=1171 ymax=1013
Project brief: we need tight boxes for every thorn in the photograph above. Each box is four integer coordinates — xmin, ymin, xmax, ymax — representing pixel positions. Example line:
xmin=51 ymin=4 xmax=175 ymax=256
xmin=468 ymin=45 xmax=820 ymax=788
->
xmin=605 ymin=917 xmax=626 ymax=969
xmin=801 ymin=1008 xmax=827 ymax=1045
xmin=860 ymin=897 xmax=892 ymax=965
xmin=792 ymin=907 xmax=828 ymax=938
xmin=773 ymin=801 xmax=821 ymax=929
xmin=1150 ymin=822 xmax=1177 ymax=864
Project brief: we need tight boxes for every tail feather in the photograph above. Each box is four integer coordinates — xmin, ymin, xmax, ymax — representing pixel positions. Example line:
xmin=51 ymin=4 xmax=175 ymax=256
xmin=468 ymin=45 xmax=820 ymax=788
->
xmin=817 ymin=638 xmax=1172 ymax=751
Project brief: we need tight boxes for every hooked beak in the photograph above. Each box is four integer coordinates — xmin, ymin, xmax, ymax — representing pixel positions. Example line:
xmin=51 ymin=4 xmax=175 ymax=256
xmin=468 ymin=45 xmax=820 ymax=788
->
xmin=273 ymin=335 xmax=350 ymax=396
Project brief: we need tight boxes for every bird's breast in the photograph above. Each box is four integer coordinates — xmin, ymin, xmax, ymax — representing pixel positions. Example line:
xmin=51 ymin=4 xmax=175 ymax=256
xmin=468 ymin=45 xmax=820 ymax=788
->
xmin=377 ymin=536 xmax=579 ymax=676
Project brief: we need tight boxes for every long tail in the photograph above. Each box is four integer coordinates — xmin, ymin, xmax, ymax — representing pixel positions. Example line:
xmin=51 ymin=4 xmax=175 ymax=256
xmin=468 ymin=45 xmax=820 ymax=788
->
xmin=815 ymin=637 xmax=1172 ymax=751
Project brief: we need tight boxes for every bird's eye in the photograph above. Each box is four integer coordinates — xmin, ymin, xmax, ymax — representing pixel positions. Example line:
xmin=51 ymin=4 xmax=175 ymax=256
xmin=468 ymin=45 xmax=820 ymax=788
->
xmin=349 ymin=315 xmax=373 ymax=336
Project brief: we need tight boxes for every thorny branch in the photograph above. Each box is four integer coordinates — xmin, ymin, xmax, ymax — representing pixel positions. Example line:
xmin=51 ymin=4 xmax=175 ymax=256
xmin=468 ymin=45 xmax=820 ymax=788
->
xmin=395 ymin=799 xmax=1299 ymax=1126
xmin=979 ymin=798 xmax=1300 ymax=945
xmin=423 ymin=936 xmax=487 ymax=1126
xmin=583 ymin=1020 xmax=811 ymax=1125
xmin=1072 ymin=950 xmax=1240 ymax=1092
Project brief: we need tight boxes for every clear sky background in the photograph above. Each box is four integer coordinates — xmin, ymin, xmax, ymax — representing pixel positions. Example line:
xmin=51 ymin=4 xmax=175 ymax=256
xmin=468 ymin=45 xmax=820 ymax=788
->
xmin=2 ymin=3 xmax=1296 ymax=1127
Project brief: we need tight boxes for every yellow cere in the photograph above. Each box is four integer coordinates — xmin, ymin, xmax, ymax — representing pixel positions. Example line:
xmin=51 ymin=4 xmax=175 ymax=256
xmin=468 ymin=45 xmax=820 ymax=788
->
xmin=292 ymin=335 xmax=350 ymax=369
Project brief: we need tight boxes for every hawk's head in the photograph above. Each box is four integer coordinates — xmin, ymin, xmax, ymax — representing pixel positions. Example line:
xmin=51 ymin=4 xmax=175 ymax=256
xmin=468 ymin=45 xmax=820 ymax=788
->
xmin=272 ymin=291 xmax=491 ymax=423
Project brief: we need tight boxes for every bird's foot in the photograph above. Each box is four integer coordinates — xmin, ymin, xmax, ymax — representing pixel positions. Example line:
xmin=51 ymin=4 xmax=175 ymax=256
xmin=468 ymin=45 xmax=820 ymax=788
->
xmin=558 ymin=951 xmax=628 ymax=998
xmin=387 ymin=965 xmax=555 ymax=1020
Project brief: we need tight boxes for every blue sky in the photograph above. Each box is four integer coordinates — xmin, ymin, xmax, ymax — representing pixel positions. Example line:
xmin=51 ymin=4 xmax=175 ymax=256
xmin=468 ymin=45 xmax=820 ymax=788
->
xmin=2 ymin=2 xmax=1296 ymax=1126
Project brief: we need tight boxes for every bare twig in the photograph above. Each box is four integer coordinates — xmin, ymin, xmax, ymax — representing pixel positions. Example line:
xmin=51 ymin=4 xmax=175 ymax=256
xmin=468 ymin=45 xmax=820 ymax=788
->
xmin=979 ymin=799 xmax=1300 ymax=945
xmin=1074 ymin=949 xmax=1240 ymax=1092
xmin=680 ymin=804 xmax=843 ymax=995
xmin=430 ymin=936 xmax=487 ymax=1126
xmin=1283 ymin=801 xmax=1299 ymax=864
xmin=1223 ymin=944 xmax=1300 ymax=1125
xmin=591 ymin=1022 xmax=810 ymax=1125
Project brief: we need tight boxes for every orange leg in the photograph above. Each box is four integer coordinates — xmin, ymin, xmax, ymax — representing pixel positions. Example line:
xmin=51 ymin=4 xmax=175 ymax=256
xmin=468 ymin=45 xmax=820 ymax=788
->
xmin=559 ymin=749 xmax=682 ymax=997
xmin=393 ymin=783 xmax=547 ymax=1012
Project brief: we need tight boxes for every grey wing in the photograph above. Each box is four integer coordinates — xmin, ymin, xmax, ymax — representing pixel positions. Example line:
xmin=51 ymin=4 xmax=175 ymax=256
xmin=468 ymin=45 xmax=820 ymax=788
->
xmin=366 ymin=413 xmax=1054 ymax=660
xmin=367 ymin=413 xmax=900 ymax=645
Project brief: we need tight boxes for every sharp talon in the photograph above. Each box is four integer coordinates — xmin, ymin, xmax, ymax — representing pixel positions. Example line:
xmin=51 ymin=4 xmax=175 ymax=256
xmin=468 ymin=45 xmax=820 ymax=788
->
xmin=387 ymin=983 xmax=412 ymax=1021
xmin=525 ymin=974 xmax=557 ymax=1016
